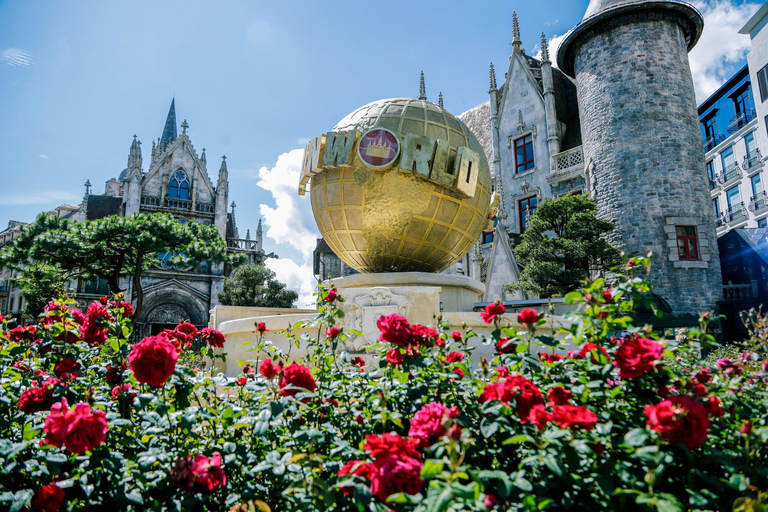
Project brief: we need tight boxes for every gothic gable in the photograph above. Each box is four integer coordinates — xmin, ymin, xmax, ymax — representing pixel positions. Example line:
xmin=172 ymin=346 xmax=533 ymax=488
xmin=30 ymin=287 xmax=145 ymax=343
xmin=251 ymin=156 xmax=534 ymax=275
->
xmin=142 ymin=133 xmax=216 ymax=203
xmin=497 ymin=50 xmax=545 ymax=127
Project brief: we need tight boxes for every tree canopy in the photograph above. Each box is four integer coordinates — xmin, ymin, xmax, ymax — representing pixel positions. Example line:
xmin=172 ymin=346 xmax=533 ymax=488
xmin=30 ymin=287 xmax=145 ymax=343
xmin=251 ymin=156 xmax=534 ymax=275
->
xmin=505 ymin=194 xmax=622 ymax=298
xmin=218 ymin=264 xmax=298 ymax=308
xmin=0 ymin=212 xmax=236 ymax=320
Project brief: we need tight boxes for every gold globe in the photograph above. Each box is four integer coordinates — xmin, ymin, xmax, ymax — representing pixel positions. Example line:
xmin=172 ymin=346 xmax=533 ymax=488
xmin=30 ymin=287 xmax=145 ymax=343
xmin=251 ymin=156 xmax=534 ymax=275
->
xmin=309 ymin=98 xmax=492 ymax=274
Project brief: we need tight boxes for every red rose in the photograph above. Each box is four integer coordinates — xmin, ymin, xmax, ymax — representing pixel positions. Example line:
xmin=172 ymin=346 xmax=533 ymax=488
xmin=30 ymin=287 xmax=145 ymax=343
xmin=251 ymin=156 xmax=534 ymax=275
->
xmin=9 ymin=325 xmax=37 ymax=342
xmin=479 ymin=382 xmax=504 ymax=404
xmin=613 ymin=337 xmax=663 ymax=379
xmin=30 ymin=482 xmax=65 ymax=512
xmin=337 ymin=460 xmax=375 ymax=495
xmin=176 ymin=321 xmax=198 ymax=337
xmin=497 ymin=375 xmax=545 ymax=422
xmin=105 ymin=362 xmax=128 ymax=385
xmin=539 ymin=353 xmax=563 ymax=364
xmin=528 ymin=404 xmax=552 ymax=430
xmin=18 ymin=378 xmax=58 ymax=414
xmin=44 ymin=399 xmax=70 ymax=447
xmin=741 ymin=421 xmax=753 ymax=435
xmin=325 ymin=288 xmax=338 ymax=302
xmin=351 ymin=357 xmax=365 ymax=368
xmin=364 ymin=433 xmax=421 ymax=461
xmin=377 ymin=314 xmax=414 ymax=347
xmin=547 ymin=386 xmax=573 ymax=405
xmin=63 ymin=403 xmax=108 ymax=454
xmin=279 ymin=363 xmax=316 ymax=398
xmin=409 ymin=403 xmax=452 ymax=445
xmin=603 ymin=290 xmax=613 ymax=302
xmin=496 ymin=337 xmax=517 ymax=355
xmin=259 ymin=358 xmax=282 ymax=379
xmin=256 ymin=322 xmax=268 ymax=333
xmin=200 ymin=328 xmax=225 ymax=348
xmin=516 ymin=308 xmax=539 ymax=325
xmin=370 ymin=454 xmax=424 ymax=502
xmin=692 ymin=383 xmax=708 ymax=397
xmin=128 ymin=335 xmax=179 ymax=388
xmin=172 ymin=452 xmax=226 ymax=493
xmin=552 ymin=405 xmax=598 ymax=431
xmin=117 ymin=301 xmax=134 ymax=317
xmin=111 ymin=383 xmax=136 ymax=402
xmin=703 ymin=395 xmax=724 ymax=417
xmin=54 ymin=359 xmax=80 ymax=380
xmin=451 ymin=331 xmax=462 ymax=342
xmin=716 ymin=358 xmax=740 ymax=375
xmin=481 ymin=302 xmax=505 ymax=324
xmin=644 ymin=395 xmax=709 ymax=449
xmin=446 ymin=351 xmax=464 ymax=363
xmin=576 ymin=342 xmax=610 ymax=363
xmin=80 ymin=302 xmax=113 ymax=346
xmin=326 ymin=326 xmax=340 ymax=339
xmin=410 ymin=324 xmax=439 ymax=345
xmin=453 ymin=368 xmax=466 ymax=379
xmin=235 ymin=377 xmax=247 ymax=386
xmin=696 ymin=368 xmax=712 ymax=384
xmin=386 ymin=348 xmax=404 ymax=365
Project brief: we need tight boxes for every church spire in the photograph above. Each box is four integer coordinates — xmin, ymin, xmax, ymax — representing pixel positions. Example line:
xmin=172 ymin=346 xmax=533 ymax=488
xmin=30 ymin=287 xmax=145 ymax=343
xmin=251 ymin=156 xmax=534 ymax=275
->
xmin=511 ymin=11 xmax=522 ymax=51
xmin=489 ymin=63 xmax=497 ymax=92
xmin=541 ymin=32 xmax=550 ymax=63
xmin=160 ymin=98 xmax=177 ymax=147
xmin=419 ymin=71 xmax=427 ymax=100
xmin=127 ymin=134 xmax=142 ymax=173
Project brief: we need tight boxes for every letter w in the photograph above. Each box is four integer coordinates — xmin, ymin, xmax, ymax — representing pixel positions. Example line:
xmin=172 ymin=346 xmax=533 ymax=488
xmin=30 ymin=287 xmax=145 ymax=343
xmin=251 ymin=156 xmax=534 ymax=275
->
xmin=322 ymin=130 xmax=359 ymax=167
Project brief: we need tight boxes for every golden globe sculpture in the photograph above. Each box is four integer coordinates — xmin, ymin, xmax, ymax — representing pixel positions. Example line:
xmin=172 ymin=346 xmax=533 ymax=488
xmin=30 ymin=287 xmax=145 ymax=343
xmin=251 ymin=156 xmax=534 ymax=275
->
xmin=298 ymin=98 xmax=492 ymax=274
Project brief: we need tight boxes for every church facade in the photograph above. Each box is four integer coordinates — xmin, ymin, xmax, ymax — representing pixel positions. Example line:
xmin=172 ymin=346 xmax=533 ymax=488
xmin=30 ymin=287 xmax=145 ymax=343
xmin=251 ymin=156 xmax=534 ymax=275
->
xmin=0 ymin=100 xmax=270 ymax=337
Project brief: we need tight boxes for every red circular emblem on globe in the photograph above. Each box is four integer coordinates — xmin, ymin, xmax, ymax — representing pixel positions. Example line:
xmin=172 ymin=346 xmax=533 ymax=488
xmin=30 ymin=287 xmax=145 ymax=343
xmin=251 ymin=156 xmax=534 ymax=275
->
xmin=358 ymin=128 xmax=400 ymax=168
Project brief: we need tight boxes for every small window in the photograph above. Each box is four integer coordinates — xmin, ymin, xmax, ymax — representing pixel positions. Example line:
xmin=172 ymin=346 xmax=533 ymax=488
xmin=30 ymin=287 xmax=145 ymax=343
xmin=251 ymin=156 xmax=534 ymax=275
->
xmin=514 ymin=135 xmax=534 ymax=173
xmin=707 ymin=160 xmax=716 ymax=189
xmin=758 ymin=64 xmax=768 ymax=102
xmin=758 ymin=218 xmax=768 ymax=228
xmin=168 ymin=170 xmax=190 ymax=200
xmin=676 ymin=226 xmax=699 ymax=261
xmin=519 ymin=196 xmax=538 ymax=233
xmin=482 ymin=231 xmax=494 ymax=244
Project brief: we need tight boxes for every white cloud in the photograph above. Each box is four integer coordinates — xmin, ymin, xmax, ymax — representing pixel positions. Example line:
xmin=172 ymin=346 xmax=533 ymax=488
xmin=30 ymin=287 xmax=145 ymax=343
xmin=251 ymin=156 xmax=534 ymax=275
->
xmin=256 ymin=148 xmax=319 ymax=307
xmin=297 ymin=137 xmax=310 ymax=146
xmin=689 ymin=0 xmax=761 ymax=101
xmin=38 ymin=155 xmax=48 ymax=159
xmin=2 ymin=48 xmax=33 ymax=67
xmin=0 ymin=190 xmax=79 ymax=206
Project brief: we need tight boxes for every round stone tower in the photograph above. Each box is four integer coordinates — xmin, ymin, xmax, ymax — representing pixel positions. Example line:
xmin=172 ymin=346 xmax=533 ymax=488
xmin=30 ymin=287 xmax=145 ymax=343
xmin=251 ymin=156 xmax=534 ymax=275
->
xmin=558 ymin=0 xmax=722 ymax=315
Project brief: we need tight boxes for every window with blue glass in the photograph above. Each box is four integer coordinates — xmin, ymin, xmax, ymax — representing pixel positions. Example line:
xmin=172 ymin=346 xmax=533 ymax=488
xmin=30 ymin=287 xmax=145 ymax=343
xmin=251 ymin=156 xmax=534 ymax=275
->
xmin=707 ymin=160 xmax=716 ymax=189
xmin=713 ymin=197 xmax=721 ymax=218
xmin=746 ymin=132 xmax=757 ymax=157
xmin=514 ymin=135 xmax=534 ymax=173
xmin=168 ymin=170 xmax=190 ymax=200
xmin=733 ymin=86 xmax=754 ymax=117
xmin=702 ymin=114 xmax=718 ymax=147
xmin=721 ymin=146 xmax=736 ymax=178
xmin=759 ymin=217 xmax=768 ymax=228
xmin=758 ymin=65 xmax=768 ymax=102
xmin=519 ymin=196 xmax=538 ymax=233
xmin=752 ymin=174 xmax=762 ymax=198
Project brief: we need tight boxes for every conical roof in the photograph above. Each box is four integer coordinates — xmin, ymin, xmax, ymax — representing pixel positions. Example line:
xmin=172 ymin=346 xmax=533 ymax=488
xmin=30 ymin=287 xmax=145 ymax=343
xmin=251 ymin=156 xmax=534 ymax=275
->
xmin=160 ymin=98 xmax=177 ymax=146
xmin=557 ymin=0 xmax=704 ymax=77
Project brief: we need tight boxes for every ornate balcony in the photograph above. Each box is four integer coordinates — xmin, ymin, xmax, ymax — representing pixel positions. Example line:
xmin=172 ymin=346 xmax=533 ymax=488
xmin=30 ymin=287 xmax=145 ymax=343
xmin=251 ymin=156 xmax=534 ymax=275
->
xmin=715 ymin=214 xmax=727 ymax=229
xmin=704 ymin=134 xmax=726 ymax=152
xmin=723 ymin=281 xmax=758 ymax=301
xmin=140 ymin=195 xmax=215 ymax=217
xmin=726 ymin=202 xmax=748 ymax=224
xmin=227 ymin=238 xmax=261 ymax=253
xmin=717 ymin=162 xmax=741 ymax=187
xmin=728 ymin=109 xmax=757 ymax=134
xmin=551 ymin=146 xmax=584 ymax=173
xmin=743 ymin=148 xmax=763 ymax=172
xmin=749 ymin=191 xmax=768 ymax=214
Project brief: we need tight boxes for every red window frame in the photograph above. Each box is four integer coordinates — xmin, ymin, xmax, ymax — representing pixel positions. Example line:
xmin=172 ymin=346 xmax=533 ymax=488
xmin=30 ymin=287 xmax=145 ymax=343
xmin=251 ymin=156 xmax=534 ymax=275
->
xmin=514 ymin=135 xmax=534 ymax=173
xmin=519 ymin=196 xmax=538 ymax=233
xmin=676 ymin=226 xmax=699 ymax=261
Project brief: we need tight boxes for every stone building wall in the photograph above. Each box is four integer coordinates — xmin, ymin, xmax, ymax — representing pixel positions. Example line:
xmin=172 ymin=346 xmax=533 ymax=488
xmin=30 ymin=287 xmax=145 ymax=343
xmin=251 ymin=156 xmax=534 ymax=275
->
xmin=573 ymin=15 xmax=722 ymax=314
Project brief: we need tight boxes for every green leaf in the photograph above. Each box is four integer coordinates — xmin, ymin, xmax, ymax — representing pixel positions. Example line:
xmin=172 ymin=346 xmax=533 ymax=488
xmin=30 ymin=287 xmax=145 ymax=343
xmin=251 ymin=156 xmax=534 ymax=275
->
xmin=624 ymin=428 xmax=649 ymax=447
xmin=502 ymin=434 xmax=535 ymax=445
xmin=480 ymin=418 xmax=499 ymax=438
xmin=421 ymin=460 xmax=444 ymax=479
xmin=543 ymin=454 xmax=564 ymax=477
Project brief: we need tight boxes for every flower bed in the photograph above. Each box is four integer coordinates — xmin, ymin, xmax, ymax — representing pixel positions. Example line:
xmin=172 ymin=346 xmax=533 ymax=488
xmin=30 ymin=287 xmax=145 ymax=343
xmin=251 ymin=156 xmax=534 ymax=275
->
xmin=0 ymin=257 xmax=766 ymax=511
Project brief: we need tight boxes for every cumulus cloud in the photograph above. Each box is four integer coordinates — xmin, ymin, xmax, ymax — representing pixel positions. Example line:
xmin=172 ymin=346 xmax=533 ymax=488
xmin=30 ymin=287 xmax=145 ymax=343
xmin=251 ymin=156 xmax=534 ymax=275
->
xmin=0 ymin=190 xmax=79 ymax=206
xmin=2 ymin=48 xmax=33 ymax=67
xmin=256 ymin=148 xmax=319 ymax=307
xmin=688 ymin=0 xmax=760 ymax=101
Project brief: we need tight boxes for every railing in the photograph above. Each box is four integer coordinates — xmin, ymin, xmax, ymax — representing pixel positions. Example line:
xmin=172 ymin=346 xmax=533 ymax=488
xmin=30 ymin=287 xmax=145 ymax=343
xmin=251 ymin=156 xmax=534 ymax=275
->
xmin=164 ymin=197 xmax=192 ymax=210
xmin=704 ymin=134 xmax=726 ymax=151
xmin=743 ymin=148 xmax=763 ymax=171
xmin=728 ymin=109 xmax=757 ymax=133
xmin=749 ymin=191 xmax=768 ymax=213
xmin=723 ymin=281 xmax=758 ymax=301
xmin=726 ymin=203 xmax=748 ymax=223
xmin=140 ymin=195 xmax=161 ymax=207
xmin=551 ymin=146 xmax=584 ymax=173
xmin=196 ymin=202 xmax=215 ymax=214
xmin=709 ymin=178 xmax=717 ymax=190
xmin=141 ymin=195 xmax=216 ymax=215
xmin=715 ymin=214 xmax=726 ymax=229
xmin=227 ymin=238 xmax=261 ymax=252
xmin=717 ymin=162 xmax=741 ymax=185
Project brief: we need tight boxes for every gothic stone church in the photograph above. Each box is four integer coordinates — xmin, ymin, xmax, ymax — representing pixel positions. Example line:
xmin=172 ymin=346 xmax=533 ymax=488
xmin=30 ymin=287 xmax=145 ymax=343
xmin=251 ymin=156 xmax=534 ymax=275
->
xmin=80 ymin=100 xmax=267 ymax=337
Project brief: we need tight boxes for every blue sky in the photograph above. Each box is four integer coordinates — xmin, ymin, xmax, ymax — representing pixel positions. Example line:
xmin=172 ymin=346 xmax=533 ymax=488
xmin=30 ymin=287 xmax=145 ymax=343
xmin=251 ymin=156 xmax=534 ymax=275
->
xmin=0 ymin=0 xmax=762 ymax=305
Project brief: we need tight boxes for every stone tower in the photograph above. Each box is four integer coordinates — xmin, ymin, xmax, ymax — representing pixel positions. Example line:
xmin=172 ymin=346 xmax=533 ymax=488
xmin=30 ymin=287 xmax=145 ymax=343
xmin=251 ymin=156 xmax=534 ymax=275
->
xmin=558 ymin=0 xmax=722 ymax=315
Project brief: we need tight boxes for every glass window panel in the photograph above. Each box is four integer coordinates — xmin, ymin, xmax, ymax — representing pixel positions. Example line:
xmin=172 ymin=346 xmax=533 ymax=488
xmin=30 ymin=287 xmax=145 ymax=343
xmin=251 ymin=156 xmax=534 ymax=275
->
xmin=689 ymin=241 xmax=698 ymax=260
xmin=726 ymin=186 xmax=741 ymax=207
xmin=722 ymin=146 xmax=735 ymax=169
xmin=752 ymin=174 xmax=763 ymax=197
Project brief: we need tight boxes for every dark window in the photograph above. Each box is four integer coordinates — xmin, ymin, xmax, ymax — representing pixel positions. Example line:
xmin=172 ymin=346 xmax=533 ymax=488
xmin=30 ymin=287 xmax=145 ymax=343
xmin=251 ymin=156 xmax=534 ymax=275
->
xmin=707 ymin=160 xmax=716 ymax=189
xmin=703 ymin=114 xmax=718 ymax=148
xmin=482 ymin=231 xmax=494 ymax=244
xmin=676 ymin=226 xmax=699 ymax=261
xmin=713 ymin=197 xmax=721 ymax=218
xmin=514 ymin=135 xmax=534 ymax=173
xmin=759 ymin=217 xmax=768 ymax=228
xmin=734 ymin=86 xmax=753 ymax=116
xmin=168 ymin=170 xmax=190 ymax=200
xmin=519 ymin=196 xmax=538 ymax=233
xmin=758 ymin=64 xmax=768 ymax=102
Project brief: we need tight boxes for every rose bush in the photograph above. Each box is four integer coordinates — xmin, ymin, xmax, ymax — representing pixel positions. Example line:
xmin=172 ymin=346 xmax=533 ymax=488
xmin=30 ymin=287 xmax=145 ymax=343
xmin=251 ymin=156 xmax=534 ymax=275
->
xmin=0 ymin=257 xmax=766 ymax=511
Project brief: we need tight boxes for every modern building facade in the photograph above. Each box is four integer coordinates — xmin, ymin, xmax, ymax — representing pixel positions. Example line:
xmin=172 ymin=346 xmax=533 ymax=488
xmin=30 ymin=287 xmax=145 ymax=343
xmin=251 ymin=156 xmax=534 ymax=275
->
xmin=0 ymin=100 xmax=270 ymax=336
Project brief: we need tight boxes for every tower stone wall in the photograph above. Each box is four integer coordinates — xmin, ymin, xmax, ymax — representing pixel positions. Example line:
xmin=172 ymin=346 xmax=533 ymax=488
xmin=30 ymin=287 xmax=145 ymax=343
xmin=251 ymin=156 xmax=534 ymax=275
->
xmin=566 ymin=9 xmax=722 ymax=314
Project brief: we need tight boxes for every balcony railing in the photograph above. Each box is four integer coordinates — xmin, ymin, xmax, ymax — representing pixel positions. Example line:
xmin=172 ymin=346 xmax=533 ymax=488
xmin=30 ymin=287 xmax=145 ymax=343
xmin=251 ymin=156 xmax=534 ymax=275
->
xmin=717 ymin=162 xmax=741 ymax=186
xmin=743 ymin=148 xmax=763 ymax=171
xmin=704 ymin=133 xmax=726 ymax=151
xmin=723 ymin=281 xmax=758 ymax=301
xmin=140 ymin=195 xmax=215 ymax=216
xmin=726 ymin=203 xmax=748 ymax=223
xmin=749 ymin=191 xmax=768 ymax=213
xmin=196 ymin=202 xmax=215 ymax=214
xmin=728 ymin=109 xmax=757 ymax=133
xmin=227 ymin=238 xmax=261 ymax=253
xmin=550 ymin=146 xmax=584 ymax=173
xmin=715 ymin=214 xmax=727 ymax=229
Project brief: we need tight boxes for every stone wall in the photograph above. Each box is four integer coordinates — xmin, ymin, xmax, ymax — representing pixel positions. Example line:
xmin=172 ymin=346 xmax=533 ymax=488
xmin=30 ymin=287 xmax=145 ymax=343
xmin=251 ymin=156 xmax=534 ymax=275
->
xmin=573 ymin=14 xmax=722 ymax=314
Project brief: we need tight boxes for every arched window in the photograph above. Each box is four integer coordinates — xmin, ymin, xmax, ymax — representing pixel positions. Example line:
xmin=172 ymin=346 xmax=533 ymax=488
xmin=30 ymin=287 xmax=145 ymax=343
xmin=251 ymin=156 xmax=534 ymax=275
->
xmin=168 ymin=170 xmax=190 ymax=200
